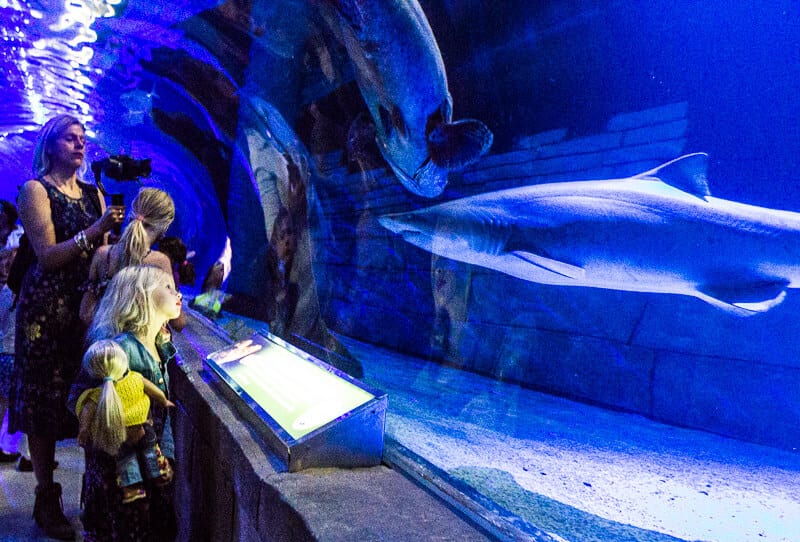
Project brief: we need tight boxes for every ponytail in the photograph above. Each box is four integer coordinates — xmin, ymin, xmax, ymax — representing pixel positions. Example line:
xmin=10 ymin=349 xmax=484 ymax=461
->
xmin=109 ymin=188 xmax=175 ymax=276
xmin=82 ymin=340 xmax=129 ymax=455
xmin=90 ymin=378 xmax=126 ymax=455
xmin=109 ymin=218 xmax=150 ymax=275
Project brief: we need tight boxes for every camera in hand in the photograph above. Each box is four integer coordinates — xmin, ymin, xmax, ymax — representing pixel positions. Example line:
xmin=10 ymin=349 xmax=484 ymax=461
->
xmin=92 ymin=155 xmax=151 ymax=181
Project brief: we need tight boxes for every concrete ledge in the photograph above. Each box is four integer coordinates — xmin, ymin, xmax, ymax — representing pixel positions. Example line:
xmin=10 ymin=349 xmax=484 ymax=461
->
xmin=169 ymin=314 xmax=493 ymax=541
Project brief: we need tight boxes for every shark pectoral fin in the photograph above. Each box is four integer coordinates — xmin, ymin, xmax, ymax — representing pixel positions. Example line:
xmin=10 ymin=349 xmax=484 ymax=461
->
xmin=427 ymin=119 xmax=494 ymax=170
xmin=512 ymin=251 xmax=585 ymax=280
xmin=634 ymin=153 xmax=711 ymax=199
xmin=696 ymin=280 xmax=789 ymax=316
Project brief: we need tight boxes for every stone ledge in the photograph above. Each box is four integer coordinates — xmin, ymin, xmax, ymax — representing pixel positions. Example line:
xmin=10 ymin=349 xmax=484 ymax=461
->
xmin=169 ymin=312 xmax=494 ymax=541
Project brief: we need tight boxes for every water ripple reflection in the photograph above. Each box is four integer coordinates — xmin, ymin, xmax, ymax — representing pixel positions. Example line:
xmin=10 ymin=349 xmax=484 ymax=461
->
xmin=0 ymin=0 xmax=117 ymax=136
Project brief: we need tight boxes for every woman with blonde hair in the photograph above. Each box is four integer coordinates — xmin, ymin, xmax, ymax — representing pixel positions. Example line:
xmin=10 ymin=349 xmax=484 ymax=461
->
xmin=80 ymin=187 xmax=177 ymax=326
xmin=10 ymin=114 xmax=123 ymax=539
xmin=70 ymin=265 xmax=182 ymax=540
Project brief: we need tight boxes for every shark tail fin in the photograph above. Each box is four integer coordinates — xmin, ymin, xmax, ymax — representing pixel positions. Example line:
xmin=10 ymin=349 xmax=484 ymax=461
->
xmin=695 ymin=280 xmax=789 ymax=316
xmin=427 ymin=119 xmax=494 ymax=170
xmin=635 ymin=153 xmax=710 ymax=199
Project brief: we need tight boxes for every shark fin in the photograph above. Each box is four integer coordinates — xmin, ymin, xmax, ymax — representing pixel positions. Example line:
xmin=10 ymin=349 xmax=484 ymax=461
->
xmin=427 ymin=119 xmax=494 ymax=170
xmin=512 ymin=251 xmax=585 ymax=280
xmin=695 ymin=280 xmax=789 ymax=316
xmin=635 ymin=153 xmax=710 ymax=199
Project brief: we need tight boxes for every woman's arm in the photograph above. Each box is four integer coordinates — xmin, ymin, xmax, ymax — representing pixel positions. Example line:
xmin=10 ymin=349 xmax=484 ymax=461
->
xmin=18 ymin=180 xmax=119 ymax=270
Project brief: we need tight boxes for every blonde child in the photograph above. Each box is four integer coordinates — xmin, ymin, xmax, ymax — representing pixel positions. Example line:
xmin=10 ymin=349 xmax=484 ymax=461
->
xmin=75 ymin=339 xmax=174 ymax=503
xmin=79 ymin=187 xmax=176 ymax=326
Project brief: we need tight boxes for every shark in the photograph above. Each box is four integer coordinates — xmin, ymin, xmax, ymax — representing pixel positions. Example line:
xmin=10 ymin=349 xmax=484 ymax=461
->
xmin=378 ymin=153 xmax=800 ymax=316
xmin=314 ymin=0 xmax=493 ymax=197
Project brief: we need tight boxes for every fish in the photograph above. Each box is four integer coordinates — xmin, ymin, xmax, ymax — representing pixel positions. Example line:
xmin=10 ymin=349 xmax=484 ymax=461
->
xmin=378 ymin=153 xmax=800 ymax=316
xmin=314 ymin=0 xmax=493 ymax=197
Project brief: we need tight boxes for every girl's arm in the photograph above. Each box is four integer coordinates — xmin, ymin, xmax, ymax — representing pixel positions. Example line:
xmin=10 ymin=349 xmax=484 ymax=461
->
xmin=142 ymin=377 xmax=175 ymax=408
xmin=77 ymin=400 xmax=97 ymax=448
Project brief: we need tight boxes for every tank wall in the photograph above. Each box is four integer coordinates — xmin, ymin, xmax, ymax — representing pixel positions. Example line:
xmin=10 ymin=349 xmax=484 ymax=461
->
xmin=311 ymin=99 xmax=800 ymax=450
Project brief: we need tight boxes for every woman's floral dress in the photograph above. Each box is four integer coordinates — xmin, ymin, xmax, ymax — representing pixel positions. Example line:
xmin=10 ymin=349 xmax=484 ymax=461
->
xmin=9 ymin=179 xmax=100 ymax=438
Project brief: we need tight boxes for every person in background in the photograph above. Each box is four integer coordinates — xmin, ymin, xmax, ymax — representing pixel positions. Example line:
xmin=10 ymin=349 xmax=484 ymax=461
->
xmin=8 ymin=114 xmax=123 ymax=540
xmin=70 ymin=265 xmax=182 ymax=541
xmin=266 ymin=205 xmax=299 ymax=336
xmin=158 ymin=235 xmax=196 ymax=290
xmin=200 ymin=260 xmax=225 ymax=294
xmin=192 ymin=239 xmax=230 ymax=318
xmin=0 ymin=199 xmax=27 ymax=466
xmin=156 ymin=235 xmax=194 ymax=331
xmin=80 ymin=187 xmax=175 ymax=327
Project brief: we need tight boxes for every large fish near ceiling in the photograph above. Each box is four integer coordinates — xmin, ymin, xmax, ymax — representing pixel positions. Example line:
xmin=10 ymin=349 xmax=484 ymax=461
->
xmin=379 ymin=153 xmax=800 ymax=316
xmin=314 ymin=0 xmax=493 ymax=197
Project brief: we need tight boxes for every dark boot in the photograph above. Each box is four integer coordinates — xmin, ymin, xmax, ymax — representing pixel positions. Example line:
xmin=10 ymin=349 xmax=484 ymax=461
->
xmin=33 ymin=483 xmax=76 ymax=540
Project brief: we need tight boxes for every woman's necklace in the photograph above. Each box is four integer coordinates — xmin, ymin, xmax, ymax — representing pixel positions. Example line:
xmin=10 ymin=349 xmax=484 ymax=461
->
xmin=45 ymin=174 xmax=89 ymax=217
xmin=44 ymin=174 xmax=82 ymax=199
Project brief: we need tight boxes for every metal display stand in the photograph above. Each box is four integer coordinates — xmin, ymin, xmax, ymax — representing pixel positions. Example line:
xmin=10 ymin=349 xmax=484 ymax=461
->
xmin=204 ymin=332 xmax=387 ymax=471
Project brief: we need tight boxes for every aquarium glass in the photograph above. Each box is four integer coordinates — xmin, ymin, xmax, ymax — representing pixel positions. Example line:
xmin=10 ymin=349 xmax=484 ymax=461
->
xmin=0 ymin=1 xmax=798 ymax=540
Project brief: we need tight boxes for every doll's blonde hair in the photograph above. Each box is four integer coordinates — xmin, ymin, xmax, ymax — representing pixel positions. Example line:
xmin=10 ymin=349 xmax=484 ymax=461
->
xmin=109 ymin=188 xmax=175 ymax=276
xmin=83 ymin=340 xmax=129 ymax=455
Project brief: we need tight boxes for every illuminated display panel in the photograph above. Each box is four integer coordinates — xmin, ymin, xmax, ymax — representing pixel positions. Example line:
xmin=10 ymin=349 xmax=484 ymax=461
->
xmin=209 ymin=334 xmax=375 ymax=439
xmin=205 ymin=332 xmax=386 ymax=470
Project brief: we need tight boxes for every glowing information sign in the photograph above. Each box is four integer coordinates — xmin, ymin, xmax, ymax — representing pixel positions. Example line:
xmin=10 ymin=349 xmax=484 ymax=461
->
xmin=205 ymin=332 xmax=386 ymax=470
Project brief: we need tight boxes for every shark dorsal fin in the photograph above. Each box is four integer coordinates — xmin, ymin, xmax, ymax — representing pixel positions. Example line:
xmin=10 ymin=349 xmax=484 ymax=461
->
xmin=634 ymin=153 xmax=710 ymax=198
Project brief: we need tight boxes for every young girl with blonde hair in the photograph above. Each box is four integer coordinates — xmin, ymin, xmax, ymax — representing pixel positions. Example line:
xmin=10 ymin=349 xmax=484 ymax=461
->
xmin=70 ymin=265 xmax=182 ymax=540
xmin=75 ymin=339 xmax=174 ymax=503
xmin=11 ymin=114 xmax=123 ymax=539
xmin=80 ymin=187 xmax=175 ymax=326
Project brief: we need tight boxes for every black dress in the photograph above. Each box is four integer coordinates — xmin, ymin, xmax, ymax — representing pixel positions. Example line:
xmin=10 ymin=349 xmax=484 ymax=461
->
xmin=9 ymin=178 xmax=100 ymax=438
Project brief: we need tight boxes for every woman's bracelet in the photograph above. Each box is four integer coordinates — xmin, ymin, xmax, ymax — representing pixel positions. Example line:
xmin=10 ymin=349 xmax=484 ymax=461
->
xmin=73 ymin=230 xmax=93 ymax=253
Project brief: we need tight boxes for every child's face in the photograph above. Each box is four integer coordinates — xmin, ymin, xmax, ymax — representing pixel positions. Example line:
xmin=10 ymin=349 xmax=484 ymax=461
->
xmin=275 ymin=215 xmax=296 ymax=260
xmin=152 ymin=277 xmax=182 ymax=321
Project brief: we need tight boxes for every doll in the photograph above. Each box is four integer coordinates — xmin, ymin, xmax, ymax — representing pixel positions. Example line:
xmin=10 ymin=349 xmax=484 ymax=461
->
xmin=75 ymin=339 xmax=174 ymax=503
